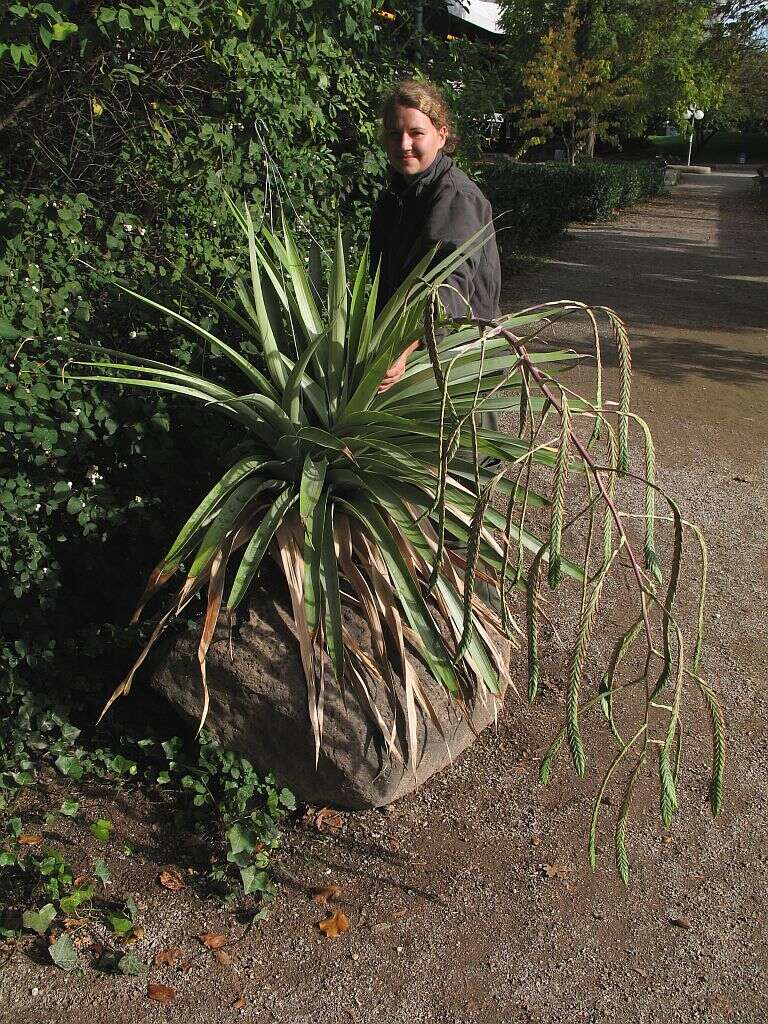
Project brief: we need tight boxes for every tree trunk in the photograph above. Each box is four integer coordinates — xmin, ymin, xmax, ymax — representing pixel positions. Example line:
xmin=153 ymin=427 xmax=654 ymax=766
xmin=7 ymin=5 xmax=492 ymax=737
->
xmin=586 ymin=111 xmax=597 ymax=158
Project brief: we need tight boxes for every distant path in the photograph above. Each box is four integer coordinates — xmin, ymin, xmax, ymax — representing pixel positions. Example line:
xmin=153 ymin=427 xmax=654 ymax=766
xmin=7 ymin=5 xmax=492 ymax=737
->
xmin=502 ymin=171 xmax=768 ymax=471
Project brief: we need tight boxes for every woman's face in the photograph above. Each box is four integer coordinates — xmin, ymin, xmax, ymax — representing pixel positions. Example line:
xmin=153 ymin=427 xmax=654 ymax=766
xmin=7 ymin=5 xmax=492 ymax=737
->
xmin=384 ymin=104 xmax=447 ymax=177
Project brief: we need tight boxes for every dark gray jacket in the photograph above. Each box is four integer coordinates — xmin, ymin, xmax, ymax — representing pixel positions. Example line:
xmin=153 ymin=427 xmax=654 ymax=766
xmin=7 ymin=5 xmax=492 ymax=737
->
xmin=369 ymin=151 xmax=501 ymax=322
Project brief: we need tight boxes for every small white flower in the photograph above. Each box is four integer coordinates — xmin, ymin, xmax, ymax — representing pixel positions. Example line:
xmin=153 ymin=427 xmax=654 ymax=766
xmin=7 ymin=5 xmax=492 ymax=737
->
xmin=42 ymin=567 xmax=49 ymax=574
xmin=31 ymin=285 xmax=39 ymax=292
xmin=63 ymin=307 xmax=69 ymax=313
xmin=134 ymin=495 xmax=143 ymax=504
xmin=67 ymin=481 xmax=73 ymax=488
xmin=73 ymin=408 xmax=81 ymax=415
xmin=118 ymin=461 xmax=127 ymax=469
xmin=34 ymin=503 xmax=41 ymax=511
xmin=138 ymin=227 xmax=146 ymax=236
xmin=129 ymin=330 xmax=137 ymax=339
xmin=55 ymin=335 xmax=63 ymax=341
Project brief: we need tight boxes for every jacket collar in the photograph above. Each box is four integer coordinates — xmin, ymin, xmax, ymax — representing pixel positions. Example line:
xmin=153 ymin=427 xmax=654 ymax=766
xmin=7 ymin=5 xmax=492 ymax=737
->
xmin=389 ymin=151 xmax=453 ymax=198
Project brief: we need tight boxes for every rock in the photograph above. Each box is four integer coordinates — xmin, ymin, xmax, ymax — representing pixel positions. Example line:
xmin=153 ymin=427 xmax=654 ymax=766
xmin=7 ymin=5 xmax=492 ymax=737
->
xmin=149 ymin=586 xmax=509 ymax=809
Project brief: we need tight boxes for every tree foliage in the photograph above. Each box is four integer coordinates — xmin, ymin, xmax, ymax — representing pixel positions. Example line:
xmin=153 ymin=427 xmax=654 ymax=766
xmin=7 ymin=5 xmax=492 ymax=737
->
xmin=498 ymin=0 xmax=741 ymax=143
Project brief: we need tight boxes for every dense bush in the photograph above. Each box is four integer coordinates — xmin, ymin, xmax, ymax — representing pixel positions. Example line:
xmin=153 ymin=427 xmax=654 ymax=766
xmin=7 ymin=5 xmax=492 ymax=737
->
xmin=0 ymin=2 xmax=396 ymax=688
xmin=480 ymin=160 xmax=666 ymax=254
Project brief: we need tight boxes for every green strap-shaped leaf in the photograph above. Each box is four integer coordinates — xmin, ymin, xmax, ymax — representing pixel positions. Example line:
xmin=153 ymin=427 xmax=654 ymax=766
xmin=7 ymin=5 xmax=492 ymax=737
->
xmin=338 ymin=497 xmax=459 ymax=695
xmin=282 ymin=334 xmax=324 ymax=423
xmin=297 ymin=426 xmax=355 ymax=459
xmin=245 ymin=203 xmax=289 ymax=389
xmin=345 ymin=240 xmax=370 ymax=387
xmin=189 ymin=478 xmax=266 ymax=578
xmin=109 ymin=279 xmax=272 ymax=394
xmin=351 ymin=261 xmax=380 ymax=391
xmin=327 ymin=222 xmax=347 ymax=416
xmin=66 ymin=369 xmax=271 ymax=439
xmin=303 ymin=490 xmax=328 ymax=635
xmin=299 ymin=454 xmax=327 ymax=524
xmin=163 ymin=456 xmax=268 ymax=570
xmin=226 ymin=488 xmax=297 ymax=612
xmin=365 ymin=477 xmax=501 ymax=695
xmin=320 ymin=501 xmax=344 ymax=682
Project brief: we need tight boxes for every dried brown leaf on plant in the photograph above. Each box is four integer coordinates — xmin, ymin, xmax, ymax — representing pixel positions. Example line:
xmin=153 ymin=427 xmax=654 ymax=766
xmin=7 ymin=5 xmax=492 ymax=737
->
xmin=147 ymin=983 xmax=176 ymax=1003
xmin=153 ymin=946 xmax=185 ymax=966
xmin=158 ymin=869 xmax=186 ymax=891
xmin=312 ymin=884 xmax=342 ymax=905
xmin=315 ymin=807 xmax=344 ymax=833
xmin=318 ymin=910 xmax=349 ymax=938
xmin=17 ymin=834 xmax=43 ymax=845
xmin=198 ymin=931 xmax=228 ymax=950
xmin=73 ymin=874 xmax=91 ymax=887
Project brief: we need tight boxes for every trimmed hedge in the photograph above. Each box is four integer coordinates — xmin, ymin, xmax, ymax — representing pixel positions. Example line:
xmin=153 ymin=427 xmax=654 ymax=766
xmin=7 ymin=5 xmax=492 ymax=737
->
xmin=480 ymin=160 xmax=667 ymax=253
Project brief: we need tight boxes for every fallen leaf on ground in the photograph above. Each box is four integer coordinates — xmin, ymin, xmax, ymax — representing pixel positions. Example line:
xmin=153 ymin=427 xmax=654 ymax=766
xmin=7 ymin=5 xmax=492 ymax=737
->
xmin=214 ymin=949 xmax=232 ymax=966
xmin=120 ymin=925 xmax=145 ymax=945
xmin=153 ymin=947 xmax=185 ymax=966
xmin=315 ymin=807 xmax=344 ymax=833
xmin=147 ymin=982 xmax=176 ymax=1003
xmin=198 ymin=932 xmax=227 ymax=950
xmin=312 ymin=884 xmax=342 ymax=905
xmin=233 ymin=996 xmax=247 ymax=1010
xmin=18 ymin=834 xmax=43 ymax=845
xmin=539 ymin=862 xmax=571 ymax=879
xmin=63 ymin=918 xmax=89 ymax=930
xmin=158 ymin=869 xmax=186 ymax=891
xmin=318 ymin=910 xmax=349 ymax=938
xmin=670 ymin=916 xmax=692 ymax=930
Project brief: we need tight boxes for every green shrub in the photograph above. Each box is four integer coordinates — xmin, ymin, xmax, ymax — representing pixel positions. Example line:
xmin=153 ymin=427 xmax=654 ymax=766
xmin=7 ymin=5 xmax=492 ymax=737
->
xmin=0 ymin=1 xmax=394 ymax=685
xmin=480 ymin=160 xmax=666 ymax=253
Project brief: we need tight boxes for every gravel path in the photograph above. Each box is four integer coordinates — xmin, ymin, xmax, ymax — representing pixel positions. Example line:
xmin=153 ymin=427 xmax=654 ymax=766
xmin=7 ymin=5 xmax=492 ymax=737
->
xmin=3 ymin=173 xmax=766 ymax=1024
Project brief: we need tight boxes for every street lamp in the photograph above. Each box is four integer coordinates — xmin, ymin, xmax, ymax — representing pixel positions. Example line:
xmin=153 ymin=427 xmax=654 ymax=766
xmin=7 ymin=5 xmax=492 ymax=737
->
xmin=685 ymin=106 xmax=704 ymax=167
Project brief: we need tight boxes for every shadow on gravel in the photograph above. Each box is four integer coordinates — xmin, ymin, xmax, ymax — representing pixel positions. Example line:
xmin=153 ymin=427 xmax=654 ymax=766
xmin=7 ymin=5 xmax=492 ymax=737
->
xmin=549 ymin=331 xmax=768 ymax=385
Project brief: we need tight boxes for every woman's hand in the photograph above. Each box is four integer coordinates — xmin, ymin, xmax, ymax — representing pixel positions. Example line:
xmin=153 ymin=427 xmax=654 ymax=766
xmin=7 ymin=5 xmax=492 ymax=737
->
xmin=378 ymin=338 xmax=420 ymax=393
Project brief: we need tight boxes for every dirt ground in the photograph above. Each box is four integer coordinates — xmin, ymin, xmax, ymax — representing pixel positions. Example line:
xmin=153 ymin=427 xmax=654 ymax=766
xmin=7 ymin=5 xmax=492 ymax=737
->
xmin=2 ymin=172 xmax=767 ymax=1024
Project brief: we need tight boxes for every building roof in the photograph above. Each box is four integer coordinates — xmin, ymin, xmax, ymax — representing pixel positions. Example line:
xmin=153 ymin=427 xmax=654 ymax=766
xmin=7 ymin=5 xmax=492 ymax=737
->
xmin=446 ymin=0 xmax=504 ymax=35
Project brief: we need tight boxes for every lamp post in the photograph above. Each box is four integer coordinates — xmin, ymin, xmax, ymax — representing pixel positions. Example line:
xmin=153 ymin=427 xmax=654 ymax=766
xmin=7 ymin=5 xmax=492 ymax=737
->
xmin=686 ymin=106 xmax=704 ymax=166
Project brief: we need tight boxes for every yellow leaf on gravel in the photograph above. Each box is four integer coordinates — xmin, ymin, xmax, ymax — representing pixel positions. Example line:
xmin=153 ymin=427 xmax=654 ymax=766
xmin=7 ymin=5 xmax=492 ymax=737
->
xmin=153 ymin=947 xmax=185 ymax=966
xmin=198 ymin=932 xmax=228 ymax=950
xmin=312 ymin=884 xmax=342 ymax=905
xmin=18 ymin=834 xmax=43 ymax=845
xmin=318 ymin=910 xmax=349 ymax=938
xmin=158 ymin=869 xmax=186 ymax=891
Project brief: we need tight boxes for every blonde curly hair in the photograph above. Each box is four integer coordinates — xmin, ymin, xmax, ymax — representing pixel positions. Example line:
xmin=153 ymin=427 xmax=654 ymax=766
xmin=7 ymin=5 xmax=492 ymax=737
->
xmin=381 ymin=79 xmax=458 ymax=154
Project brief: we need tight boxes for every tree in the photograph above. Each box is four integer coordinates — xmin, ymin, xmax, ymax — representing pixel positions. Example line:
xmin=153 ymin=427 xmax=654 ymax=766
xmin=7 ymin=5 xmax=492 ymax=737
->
xmin=499 ymin=0 xmax=727 ymax=145
xmin=514 ymin=2 xmax=635 ymax=162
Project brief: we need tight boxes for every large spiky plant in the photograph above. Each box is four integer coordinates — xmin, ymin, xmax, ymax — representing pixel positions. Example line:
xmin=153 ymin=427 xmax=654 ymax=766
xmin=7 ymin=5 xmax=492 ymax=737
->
xmin=66 ymin=199 xmax=724 ymax=883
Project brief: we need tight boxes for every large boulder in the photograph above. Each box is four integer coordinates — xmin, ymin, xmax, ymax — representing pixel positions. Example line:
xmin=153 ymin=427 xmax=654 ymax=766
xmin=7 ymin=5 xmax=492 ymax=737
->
xmin=149 ymin=586 xmax=509 ymax=810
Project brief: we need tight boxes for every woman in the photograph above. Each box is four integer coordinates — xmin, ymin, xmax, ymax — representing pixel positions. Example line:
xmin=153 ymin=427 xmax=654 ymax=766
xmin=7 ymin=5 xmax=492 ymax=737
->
xmin=369 ymin=79 xmax=502 ymax=395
